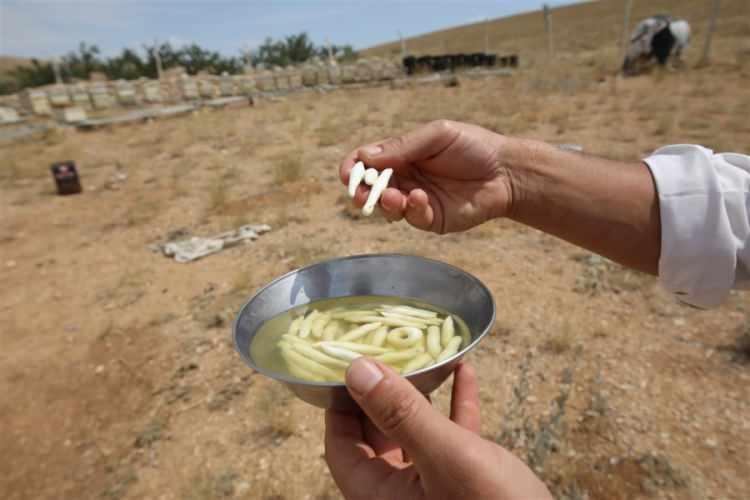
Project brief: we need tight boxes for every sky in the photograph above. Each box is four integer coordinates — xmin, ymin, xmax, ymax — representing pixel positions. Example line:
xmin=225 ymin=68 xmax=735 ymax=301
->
xmin=1 ymin=0 xmax=585 ymax=59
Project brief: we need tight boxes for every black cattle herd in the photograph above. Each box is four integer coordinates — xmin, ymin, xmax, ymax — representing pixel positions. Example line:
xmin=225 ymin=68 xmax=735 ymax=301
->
xmin=402 ymin=52 xmax=519 ymax=75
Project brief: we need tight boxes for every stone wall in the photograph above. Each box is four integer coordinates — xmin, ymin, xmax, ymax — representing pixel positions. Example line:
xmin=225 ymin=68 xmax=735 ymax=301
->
xmin=3 ymin=58 xmax=404 ymax=116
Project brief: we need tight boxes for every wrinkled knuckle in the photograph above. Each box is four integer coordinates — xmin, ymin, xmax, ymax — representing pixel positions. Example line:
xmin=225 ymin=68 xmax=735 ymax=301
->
xmin=377 ymin=393 xmax=420 ymax=435
xmin=384 ymin=135 xmax=406 ymax=152
xmin=431 ymin=119 xmax=457 ymax=136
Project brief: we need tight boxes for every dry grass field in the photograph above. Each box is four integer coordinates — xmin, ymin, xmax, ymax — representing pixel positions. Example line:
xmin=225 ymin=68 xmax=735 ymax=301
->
xmin=2 ymin=1 xmax=750 ymax=499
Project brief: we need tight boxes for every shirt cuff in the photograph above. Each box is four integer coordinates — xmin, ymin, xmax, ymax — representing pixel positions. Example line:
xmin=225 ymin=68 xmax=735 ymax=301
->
xmin=644 ymin=145 xmax=737 ymax=309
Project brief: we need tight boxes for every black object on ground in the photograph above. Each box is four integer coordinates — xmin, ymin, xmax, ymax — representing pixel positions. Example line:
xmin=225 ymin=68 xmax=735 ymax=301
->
xmin=51 ymin=161 xmax=82 ymax=195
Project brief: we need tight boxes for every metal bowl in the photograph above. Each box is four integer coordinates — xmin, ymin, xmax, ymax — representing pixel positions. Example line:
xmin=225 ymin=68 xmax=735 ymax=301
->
xmin=232 ymin=254 xmax=495 ymax=411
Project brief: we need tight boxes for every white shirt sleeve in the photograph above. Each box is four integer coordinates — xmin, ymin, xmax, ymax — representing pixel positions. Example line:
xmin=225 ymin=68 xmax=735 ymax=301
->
xmin=643 ymin=145 xmax=750 ymax=309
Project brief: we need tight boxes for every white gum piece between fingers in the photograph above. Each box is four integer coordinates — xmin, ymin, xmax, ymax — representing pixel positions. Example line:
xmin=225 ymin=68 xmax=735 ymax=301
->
xmin=386 ymin=327 xmax=424 ymax=349
xmin=280 ymin=343 xmax=340 ymax=379
xmin=403 ymin=353 xmax=434 ymax=374
xmin=380 ymin=305 xmax=439 ymax=318
xmin=370 ymin=326 xmax=389 ymax=347
xmin=375 ymin=348 xmax=422 ymax=364
xmin=337 ymin=322 xmax=383 ymax=342
xmin=319 ymin=343 xmax=362 ymax=362
xmin=311 ymin=313 xmax=331 ymax=339
xmin=299 ymin=310 xmax=320 ymax=338
xmin=362 ymin=168 xmax=393 ymax=217
xmin=348 ymin=161 xmax=366 ymax=198
xmin=437 ymin=336 xmax=463 ymax=363
xmin=290 ymin=341 xmax=350 ymax=369
xmin=288 ymin=316 xmax=304 ymax=336
xmin=364 ymin=168 xmax=379 ymax=186
xmin=441 ymin=315 xmax=455 ymax=347
xmin=318 ymin=341 xmax=390 ymax=355
xmin=426 ymin=325 xmax=442 ymax=358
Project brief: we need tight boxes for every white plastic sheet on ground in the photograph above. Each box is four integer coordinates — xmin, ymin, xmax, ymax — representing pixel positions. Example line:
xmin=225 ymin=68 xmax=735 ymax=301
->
xmin=162 ymin=224 xmax=271 ymax=263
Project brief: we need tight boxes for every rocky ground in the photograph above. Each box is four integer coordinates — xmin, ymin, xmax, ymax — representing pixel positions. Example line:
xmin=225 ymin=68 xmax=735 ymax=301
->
xmin=2 ymin=51 xmax=749 ymax=500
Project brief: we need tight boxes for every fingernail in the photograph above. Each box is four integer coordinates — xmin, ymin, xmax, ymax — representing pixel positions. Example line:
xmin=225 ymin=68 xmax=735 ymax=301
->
xmin=346 ymin=358 xmax=383 ymax=395
xmin=361 ymin=145 xmax=383 ymax=157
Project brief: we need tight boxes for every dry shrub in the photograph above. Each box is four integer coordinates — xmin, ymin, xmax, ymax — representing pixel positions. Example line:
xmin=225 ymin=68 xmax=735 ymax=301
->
xmin=272 ymin=149 xmax=303 ymax=183
xmin=654 ymin=115 xmax=674 ymax=136
xmin=546 ymin=105 xmax=570 ymax=135
xmin=207 ymin=176 xmax=228 ymax=213
xmin=543 ymin=321 xmax=577 ymax=354
xmin=317 ymin=117 xmax=345 ymax=147
xmin=680 ymin=117 xmax=711 ymax=132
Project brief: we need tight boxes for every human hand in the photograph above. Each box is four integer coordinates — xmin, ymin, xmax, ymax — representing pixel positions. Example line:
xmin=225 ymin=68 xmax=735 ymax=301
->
xmin=325 ymin=359 xmax=552 ymax=500
xmin=339 ymin=120 xmax=514 ymax=234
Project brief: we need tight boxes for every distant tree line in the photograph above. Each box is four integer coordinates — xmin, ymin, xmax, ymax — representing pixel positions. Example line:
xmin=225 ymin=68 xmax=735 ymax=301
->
xmin=0 ymin=33 xmax=356 ymax=95
xmin=251 ymin=33 xmax=356 ymax=67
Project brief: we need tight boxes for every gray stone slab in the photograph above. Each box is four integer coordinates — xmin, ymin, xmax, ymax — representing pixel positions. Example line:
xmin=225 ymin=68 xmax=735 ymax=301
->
xmin=236 ymin=76 xmax=256 ymax=95
xmin=144 ymin=83 xmax=163 ymax=103
xmin=0 ymin=123 xmax=51 ymax=142
xmin=59 ymin=107 xmax=87 ymax=124
xmin=181 ymin=79 xmax=199 ymax=100
xmin=76 ymin=104 xmax=196 ymax=129
xmin=203 ymin=96 xmax=250 ymax=108
xmin=70 ymin=85 xmax=91 ymax=107
xmin=90 ymin=85 xmax=116 ymax=109
xmin=219 ymin=76 xmax=235 ymax=96
xmin=26 ymin=90 xmax=52 ymax=115
xmin=48 ymin=86 xmax=71 ymax=107
xmin=0 ymin=107 xmax=21 ymax=124
xmin=115 ymin=82 xmax=137 ymax=105
xmin=256 ymin=74 xmax=276 ymax=92
xmin=198 ymin=79 xmax=216 ymax=98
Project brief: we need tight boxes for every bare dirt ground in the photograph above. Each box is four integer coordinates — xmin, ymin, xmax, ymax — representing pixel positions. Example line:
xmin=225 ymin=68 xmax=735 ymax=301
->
xmin=3 ymin=12 xmax=750 ymax=500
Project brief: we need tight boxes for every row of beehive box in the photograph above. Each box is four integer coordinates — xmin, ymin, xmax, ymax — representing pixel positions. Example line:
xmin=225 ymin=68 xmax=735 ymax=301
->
xmin=19 ymin=60 xmax=403 ymax=116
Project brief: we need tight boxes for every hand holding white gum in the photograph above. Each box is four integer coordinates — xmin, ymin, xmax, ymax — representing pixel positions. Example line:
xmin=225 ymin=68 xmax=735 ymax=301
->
xmin=340 ymin=119 xmax=660 ymax=275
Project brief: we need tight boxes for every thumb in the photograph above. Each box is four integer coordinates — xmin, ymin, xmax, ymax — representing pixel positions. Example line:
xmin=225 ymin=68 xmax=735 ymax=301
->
xmin=345 ymin=357 xmax=461 ymax=461
xmin=357 ymin=120 xmax=460 ymax=172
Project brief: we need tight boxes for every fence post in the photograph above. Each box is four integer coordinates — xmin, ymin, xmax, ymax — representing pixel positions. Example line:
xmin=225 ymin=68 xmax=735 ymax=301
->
xmin=484 ymin=17 xmax=490 ymax=53
xmin=52 ymin=58 xmax=63 ymax=84
xmin=621 ymin=0 xmax=634 ymax=58
xmin=325 ymin=37 xmax=336 ymax=65
xmin=700 ymin=0 xmax=721 ymax=64
xmin=153 ymin=47 xmax=163 ymax=80
xmin=543 ymin=4 xmax=553 ymax=57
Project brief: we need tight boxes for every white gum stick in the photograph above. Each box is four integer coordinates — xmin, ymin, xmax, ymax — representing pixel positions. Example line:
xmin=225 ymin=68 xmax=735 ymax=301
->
xmin=381 ymin=305 xmax=439 ymax=318
xmin=375 ymin=348 xmax=422 ymax=364
xmin=441 ymin=315 xmax=455 ymax=347
xmin=338 ymin=322 xmax=383 ymax=342
xmin=403 ymin=353 xmax=434 ymax=374
xmin=311 ymin=313 xmax=331 ymax=338
xmin=386 ymin=327 xmax=424 ymax=349
xmin=370 ymin=326 xmax=389 ymax=347
xmin=320 ymin=343 xmax=362 ymax=362
xmin=288 ymin=316 xmax=303 ymax=336
xmin=348 ymin=161 xmax=366 ymax=197
xmin=299 ymin=310 xmax=319 ymax=339
xmin=437 ymin=336 xmax=462 ymax=363
xmin=426 ymin=325 xmax=442 ymax=358
xmin=291 ymin=341 xmax=349 ymax=369
xmin=362 ymin=168 xmax=393 ymax=216
xmin=318 ymin=341 xmax=390 ymax=355
xmin=281 ymin=343 xmax=340 ymax=379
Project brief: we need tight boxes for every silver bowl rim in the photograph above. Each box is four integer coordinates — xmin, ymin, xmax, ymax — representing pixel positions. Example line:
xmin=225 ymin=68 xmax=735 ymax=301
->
xmin=232 ymin=253 xmax=496 ymax=387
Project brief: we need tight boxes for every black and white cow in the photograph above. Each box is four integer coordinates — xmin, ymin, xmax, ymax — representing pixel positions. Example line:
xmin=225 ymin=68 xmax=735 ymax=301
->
xmin=623 ymin=15 xmax=691 ymax=75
